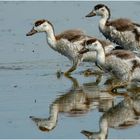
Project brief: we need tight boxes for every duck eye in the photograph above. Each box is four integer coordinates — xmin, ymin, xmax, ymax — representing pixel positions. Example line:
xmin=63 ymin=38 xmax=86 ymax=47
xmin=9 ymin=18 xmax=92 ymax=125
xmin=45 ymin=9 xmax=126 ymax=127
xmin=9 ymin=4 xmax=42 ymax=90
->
xmin=43 ymin=24 xmax=47 ymax=27
xmin=94 ymin=43 xmax=97 ymax=46
xmin=101 ymin=8 xmax=105 ymax=12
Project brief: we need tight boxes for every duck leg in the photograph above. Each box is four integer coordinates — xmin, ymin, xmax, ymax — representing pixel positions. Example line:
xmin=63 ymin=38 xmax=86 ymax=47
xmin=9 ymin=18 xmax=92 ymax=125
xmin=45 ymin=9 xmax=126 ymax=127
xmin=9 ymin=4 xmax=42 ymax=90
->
xmin=64 ymin=59 xmax=79 ymax=76
xmin=64 ymin=75 xmax=79 ymax=89
xmin=81 ymin=130 xmax=94 ymax=139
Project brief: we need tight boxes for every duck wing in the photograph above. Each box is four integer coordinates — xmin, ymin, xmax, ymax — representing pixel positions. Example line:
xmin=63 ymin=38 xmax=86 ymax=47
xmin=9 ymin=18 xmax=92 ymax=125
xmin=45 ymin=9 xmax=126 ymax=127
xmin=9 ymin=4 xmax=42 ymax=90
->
xmin=106 ymin=18 xmax=135 ymax=31
xmin=133 ymin=22 xmax=140 ymax=38
xmin=56 ymin=29 xmax=86 ymax=42
xmin=106 ymin=50 xmax=135 ymax=60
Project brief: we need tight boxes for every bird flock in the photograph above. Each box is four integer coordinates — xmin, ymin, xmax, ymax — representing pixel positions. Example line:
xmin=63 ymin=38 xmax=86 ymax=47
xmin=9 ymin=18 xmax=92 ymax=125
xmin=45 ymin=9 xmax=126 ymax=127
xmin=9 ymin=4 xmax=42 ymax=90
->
xmin=26 ymin=4 xmax=140 ymax=90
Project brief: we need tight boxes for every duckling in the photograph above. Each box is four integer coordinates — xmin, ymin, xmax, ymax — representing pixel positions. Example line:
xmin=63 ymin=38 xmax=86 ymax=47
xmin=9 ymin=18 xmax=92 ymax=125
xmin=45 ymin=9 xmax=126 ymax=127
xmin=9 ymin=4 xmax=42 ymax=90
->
xmin=26 ymin=19 xmax=115 ymax=75
xmin=79 ymin=38 xmax=140 ymax=90
xmin=85 ymin=4 xmax=140 ymax=52
xmin=81 ymin=94 xmax=140 ymax=139
xmin=30 ymin=76 xmax=115 ymax=132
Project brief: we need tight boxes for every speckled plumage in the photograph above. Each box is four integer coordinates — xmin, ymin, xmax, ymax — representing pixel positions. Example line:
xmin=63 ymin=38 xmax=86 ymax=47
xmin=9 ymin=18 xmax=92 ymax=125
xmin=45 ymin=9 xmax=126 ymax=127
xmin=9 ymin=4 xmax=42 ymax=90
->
xmin=26 ymin=19 xmax=115 ymax=74
xmin=105 ymin=50 xmax=140 ymax=81
xmin=79 ymin=39 xmax=140 ymax=82
xmin=86 ymin=4 xmax=140 ymax=52
xmin=81 ymin=94 xmax=140 ymax=139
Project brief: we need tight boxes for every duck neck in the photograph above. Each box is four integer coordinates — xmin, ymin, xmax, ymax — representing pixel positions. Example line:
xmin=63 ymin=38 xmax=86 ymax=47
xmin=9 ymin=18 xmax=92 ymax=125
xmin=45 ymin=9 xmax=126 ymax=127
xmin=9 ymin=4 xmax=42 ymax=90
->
xmin=49 ymin=104 xmax=59 ymax=125
xmin=99 ymin=13 xmax=110 ymax=30
xmin=95 ymin=45 xmax=106 ymax=68
xmin=45 ymin=27 xmax=57 ymax=50
xmin=99 ymin=118 xmax=108 ymax=138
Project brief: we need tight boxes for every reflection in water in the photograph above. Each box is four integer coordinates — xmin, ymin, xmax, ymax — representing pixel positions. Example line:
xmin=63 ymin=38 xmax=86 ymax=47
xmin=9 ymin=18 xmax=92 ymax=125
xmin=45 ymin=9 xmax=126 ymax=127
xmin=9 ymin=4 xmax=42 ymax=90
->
xmin=30 ymin=75 xmax=117 ymax=132
xmin=81 ymin=94 xmax=140 ymax=140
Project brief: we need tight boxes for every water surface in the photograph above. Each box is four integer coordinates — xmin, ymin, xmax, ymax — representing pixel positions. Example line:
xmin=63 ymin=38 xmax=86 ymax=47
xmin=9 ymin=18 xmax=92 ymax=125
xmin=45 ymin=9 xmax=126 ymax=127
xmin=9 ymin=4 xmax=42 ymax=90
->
xmin=0 ymin=1 xmax=140 ymax=139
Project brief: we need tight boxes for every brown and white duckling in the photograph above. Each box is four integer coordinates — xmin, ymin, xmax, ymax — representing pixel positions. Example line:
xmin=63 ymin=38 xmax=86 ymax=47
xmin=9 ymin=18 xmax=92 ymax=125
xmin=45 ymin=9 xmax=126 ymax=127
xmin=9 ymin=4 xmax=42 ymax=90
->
xmin=79 ymin=38 xmax=140 ymax=89
xmin=26 ymin=19 xmax=115 ymax=75
xmin=30 ymin=75 xmax=115 ymax=132
xmin=81 ymin=94 xmax=140 ymax=140
xmin=85 ymin=4 xmax=140 ymax=52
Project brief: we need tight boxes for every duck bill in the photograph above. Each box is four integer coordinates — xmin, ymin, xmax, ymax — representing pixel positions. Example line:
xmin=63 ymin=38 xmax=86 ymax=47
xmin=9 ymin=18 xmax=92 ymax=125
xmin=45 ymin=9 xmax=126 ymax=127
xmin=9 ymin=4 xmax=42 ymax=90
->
xmin=30 ymin=116 xmax=52 ymax=132
xmin=81 ymin=130 xmax=93 ymax=138
xmin=39 ymin=126 xmax=51 ymax=132
xmin=26 ymin=27 xmax=37 ymax=36
xmin=79 ymin=48 xmax=89 ymax=54
xmin=85 ymin=10 xmax=96 ymax=17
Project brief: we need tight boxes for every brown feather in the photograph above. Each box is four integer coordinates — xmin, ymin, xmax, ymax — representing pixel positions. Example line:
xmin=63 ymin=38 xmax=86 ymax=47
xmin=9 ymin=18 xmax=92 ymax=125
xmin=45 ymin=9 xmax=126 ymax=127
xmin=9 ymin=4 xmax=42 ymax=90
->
xmin=118 ymin=121 xmax=136 ymax=128
xmin=98 ymin=39 xmax=112 ymax=47
xmin=35 ymin=19 xmax=46 ymax=27
xmin=133 ymin=29 xmax=140 ymax=41
xmin=80 ymin=38 xmax=112 ymax=51
xmin=80 ymin=37 xmax=95 ymax=46
xmin=85 ymin=38 xmax=97 ymax=46
xmin=131 ymin=60 xmax=140 ymax=73
xmin=106 ymin=50 xmax=135 ymax=59
xmin=55 ymin=29 xmax=86 ymax=42
xmin=106 ymin=18 xmax=135 ymax=31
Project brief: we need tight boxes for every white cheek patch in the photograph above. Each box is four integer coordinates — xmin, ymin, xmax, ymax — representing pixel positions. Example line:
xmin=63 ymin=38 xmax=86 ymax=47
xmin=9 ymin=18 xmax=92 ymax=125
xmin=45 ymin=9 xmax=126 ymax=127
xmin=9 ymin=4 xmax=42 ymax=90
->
xmin=43 ymin=24 xmax=47 ymax=27
xmin=88 ymin=44 xmax=94 ymax=51
xmin=34 ymin=26 xmax=43 ymax=32
xmin=136 ymin=27 xmax=140 ymax=34
xmin=94 ymin=43 xmax=98 ymax=46
xmin=34 ymin=26 xmax=37 ymax=30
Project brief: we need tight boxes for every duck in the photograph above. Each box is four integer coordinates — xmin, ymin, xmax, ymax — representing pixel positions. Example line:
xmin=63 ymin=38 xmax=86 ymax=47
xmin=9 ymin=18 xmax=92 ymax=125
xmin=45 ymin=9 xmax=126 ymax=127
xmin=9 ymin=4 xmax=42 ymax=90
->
xmin=79 ymin=38 xmax=140 ymax=90
xmin=85 ymin=4 xmax=140 ymax=52
xmin=30 ymin=75 xmax=115 ymax=132
xmin=26 ymin=19 xmax=116 ymax=75
xmin=81 ymin=94 xmax=140 ymax=139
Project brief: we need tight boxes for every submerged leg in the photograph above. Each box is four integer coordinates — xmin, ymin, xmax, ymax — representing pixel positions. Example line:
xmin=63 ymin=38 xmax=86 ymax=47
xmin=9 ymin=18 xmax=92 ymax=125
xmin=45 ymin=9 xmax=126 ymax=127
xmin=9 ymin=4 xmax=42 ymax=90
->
xmin=64 ymin=75 xmax=79 ymax=89
xmin=83 ymin=69 xmax=103 ymax=77
xmin=64 ymin=59 xmax=79 ymax=76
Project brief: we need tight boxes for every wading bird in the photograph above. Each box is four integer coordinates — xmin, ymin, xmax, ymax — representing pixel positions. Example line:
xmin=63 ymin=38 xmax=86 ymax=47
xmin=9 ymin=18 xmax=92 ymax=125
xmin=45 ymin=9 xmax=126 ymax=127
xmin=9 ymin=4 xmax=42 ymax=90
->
xmin=26 ymin=19 xmax=115 ymax=75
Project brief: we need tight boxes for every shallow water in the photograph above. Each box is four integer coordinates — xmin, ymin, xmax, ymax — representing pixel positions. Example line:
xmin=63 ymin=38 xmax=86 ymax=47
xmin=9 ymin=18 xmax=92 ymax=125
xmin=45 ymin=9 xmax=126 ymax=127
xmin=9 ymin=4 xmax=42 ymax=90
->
xmin=0 ymin=1 xmax=140 ymax=139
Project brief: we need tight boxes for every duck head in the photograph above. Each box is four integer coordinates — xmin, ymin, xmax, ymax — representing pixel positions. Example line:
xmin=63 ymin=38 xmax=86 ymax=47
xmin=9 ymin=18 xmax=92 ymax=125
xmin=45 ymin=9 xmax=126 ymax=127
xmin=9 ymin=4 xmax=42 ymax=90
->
xmin=86 ymin=4 xmax=111 ymax=20
xmin=79 ymin=39 xmax=103 ymax=54
xmin=26 ymin=19 xmax=54 ymax=36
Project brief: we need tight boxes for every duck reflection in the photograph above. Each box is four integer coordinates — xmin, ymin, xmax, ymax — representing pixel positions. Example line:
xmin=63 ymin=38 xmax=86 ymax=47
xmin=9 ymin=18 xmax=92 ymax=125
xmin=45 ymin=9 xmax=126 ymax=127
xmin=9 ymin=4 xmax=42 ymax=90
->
xmin=81 ymin=93 xmax=140 ymax=140
xmin=30 ymin=75 xmax=117 ymax=132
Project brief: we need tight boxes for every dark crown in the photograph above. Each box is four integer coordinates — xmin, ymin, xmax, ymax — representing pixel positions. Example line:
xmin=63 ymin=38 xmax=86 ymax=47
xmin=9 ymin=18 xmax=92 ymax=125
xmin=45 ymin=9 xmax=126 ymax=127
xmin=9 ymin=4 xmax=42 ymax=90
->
xmin=86 ymin=38 xmax=97 ymax=46
xmin=94 ymin=4 xmax=111 ymax=19
xmin=35 ymin=19 xmax=46 ymax=27
xmin=94 ymin=4 xmax=105 ymax=10
xmin=34 ymin=19 xmax=54 ymax=28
